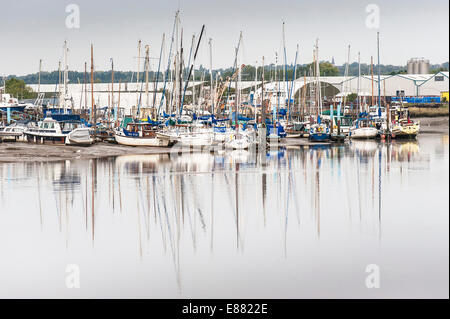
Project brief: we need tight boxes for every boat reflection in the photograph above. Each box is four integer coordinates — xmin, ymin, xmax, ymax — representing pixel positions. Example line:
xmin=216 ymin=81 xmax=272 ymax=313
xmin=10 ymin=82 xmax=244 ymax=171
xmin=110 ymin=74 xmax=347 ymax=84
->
xmin=0 ymin=138 xmax=436 ymax=292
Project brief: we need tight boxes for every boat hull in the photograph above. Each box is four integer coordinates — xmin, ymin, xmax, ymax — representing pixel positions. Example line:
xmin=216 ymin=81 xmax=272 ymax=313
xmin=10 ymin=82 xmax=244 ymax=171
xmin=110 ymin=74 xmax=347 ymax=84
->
xmin=225 ymin=138 xmax=250 ymax=150
xmin=25 ymin=132 xmax=67 ymax=144
xmin=350 ymin=127 xmax=378 ymax=139
xmin=391 ymin=124 xmax=420 ymax=139
xmin=309 ymin=133 xmax=331 ymax=142
xmin=115 ymin=134 xmax=170 ymax=147
xmin=67 ymin=128 xmax=94 ymax=146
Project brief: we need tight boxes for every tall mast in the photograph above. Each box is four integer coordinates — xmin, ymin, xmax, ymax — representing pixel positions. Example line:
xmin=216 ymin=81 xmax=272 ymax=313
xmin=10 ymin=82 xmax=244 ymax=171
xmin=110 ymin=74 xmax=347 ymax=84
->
xmin=236 ymin=47 xmax=241 ymax=130
xmin=157 ymin=11 xmax=178 ymax=119
xmin=275 ymin=51 xmax=279 ymax=124
xmin=174 ymin=14 xmax=179 ymax=117
xmin=38 ymin=59 xmax=42 ymax=97
xmin=136 ymin=40 xmax=142 ymax=109
xmin=179 ymin=29 xmax=183 ymax=117
xmin=261 ymin=56 xmax=265 ymax=125
xmin=371 ymin=56 xmax=374 ymax=110
xmin=288 ymin=44 xmax=299 ymax=122
xmin=209 ymin=38 xmax=214 ymax=115
xmin=63 ymin=40 xmax=69 ymax=112
xmin=302 ymin=72 xmax=307 ymax=120
xmin=342 ymin=45 xmax=350 ymax=116
xmin=377 ymin=31 xmax=382 ymax=117
xmin=153 ymin=34 xmax=165 ymax=118
xmin=58 ymin=61 xmax=62 ymax=109
xmin=110 ymin=58 xmax=114 ymax=127
xmin=117 ymin=79 xmax=121 ymax=122
xmin=254 ymin=60 xmax=258 ymax=121
xmin=84 ymin=62 xmax=87 ymax=110
xmin=90 ymin=44 xmax=95 ymax=125
xmin=181 ymin=26 xmax=205 ymax=117
xmin=357 ymin=51 xmax=361 ymax=113
xmin=144 ymin=45 xmax=150 ymax=107
xmin=282 ymin=22 xmax=288 ymax=104
xmin=315 ymin=39 xmax=322 ymax=116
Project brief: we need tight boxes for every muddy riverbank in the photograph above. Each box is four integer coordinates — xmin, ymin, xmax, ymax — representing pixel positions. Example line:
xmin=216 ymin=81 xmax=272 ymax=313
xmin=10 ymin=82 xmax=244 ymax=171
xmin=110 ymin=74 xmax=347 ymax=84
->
xmin=0 ymin=116 xmax=448 ymax=163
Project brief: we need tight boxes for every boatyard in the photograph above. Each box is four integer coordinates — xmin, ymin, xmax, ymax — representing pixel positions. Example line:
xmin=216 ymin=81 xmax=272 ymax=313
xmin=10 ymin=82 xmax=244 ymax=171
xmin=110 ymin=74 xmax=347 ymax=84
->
xmin=0 ymin=1 xmax=448 ymax=303
xmin=0 ymin=116 xmax=447 ymax=163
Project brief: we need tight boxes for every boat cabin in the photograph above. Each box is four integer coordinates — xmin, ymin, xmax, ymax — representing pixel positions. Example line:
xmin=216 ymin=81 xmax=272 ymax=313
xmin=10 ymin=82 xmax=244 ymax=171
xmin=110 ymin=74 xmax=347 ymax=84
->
xmin=123 ymin=123 xmax=157 ymax=138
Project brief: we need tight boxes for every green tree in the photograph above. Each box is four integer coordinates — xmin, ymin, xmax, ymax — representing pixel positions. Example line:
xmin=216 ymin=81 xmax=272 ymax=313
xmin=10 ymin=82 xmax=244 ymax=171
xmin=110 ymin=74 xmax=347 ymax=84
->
xmin=347 ymin=93 xmax=358 ymax=102
xmin=305 ymin=62 xmax=340 ymax=76
xmin=319 ymin=62 xmax=340 ymax=76
xmin=5 ymin=78 xmax=35 ymax=99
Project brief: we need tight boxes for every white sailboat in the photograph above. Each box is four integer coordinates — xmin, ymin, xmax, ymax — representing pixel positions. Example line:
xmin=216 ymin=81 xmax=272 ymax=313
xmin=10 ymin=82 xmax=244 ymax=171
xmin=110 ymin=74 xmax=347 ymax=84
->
xmin=115 ymin=122 xmax=169 ymax=147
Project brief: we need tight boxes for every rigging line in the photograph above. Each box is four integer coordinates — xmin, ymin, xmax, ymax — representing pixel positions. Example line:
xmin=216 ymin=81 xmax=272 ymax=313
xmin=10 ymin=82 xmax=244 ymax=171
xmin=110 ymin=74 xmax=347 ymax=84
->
xmin=157 ymin=11 xmax=179 ymax=120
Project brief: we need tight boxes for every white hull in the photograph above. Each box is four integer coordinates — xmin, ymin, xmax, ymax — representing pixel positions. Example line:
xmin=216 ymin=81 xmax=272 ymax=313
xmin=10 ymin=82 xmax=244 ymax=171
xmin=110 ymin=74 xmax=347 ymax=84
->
xmin=391 ymin=123 xmax=420 ymax=138
xmin=225 ymin=136 xmax=250 ymax=150
xmin=350 ymin=127 xmax=378 ymax=139
xmin=115 ymin=134 xmax=170 ymax=147
xmin=179 ymin=133 xmax=213 ymax=147
xmin=66 ymin=128 xmax=94 ymax=146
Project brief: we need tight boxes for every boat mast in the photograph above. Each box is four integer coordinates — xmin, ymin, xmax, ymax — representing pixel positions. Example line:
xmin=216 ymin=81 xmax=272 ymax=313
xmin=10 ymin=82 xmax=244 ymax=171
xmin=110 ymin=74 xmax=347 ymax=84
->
xmin=377 ymin=31 xmax=382 ymax=117
xmin=38 ymin=59 xmax=42 ymax=97
xmin=371 ymin=56 xmax=374 ymax=110
xmin=357 ymin=51 xmax=361 ymax=113
xmin=90 ymin=44 xmax=95 ymax=125
xmin=180 ymin=26 xmax=205 ymax=117
xmin=58 ymin=61 xmax=62 ymax=109
xmin=110 ymin=58 xmax=114 ymax=128
xmin=282 ymin=22 xmax=288 ymax=112
xmin=209 ymin=38 xmax=214 ymax=116
xmin=236 ymin=47 xmax=241 ymax=130
xmin=157 ymin=11 xmax=178 ymax=119
xmin=254 ymin=60 xmax=258 ymax=122
xmin=153 ymin=34 xmax=165 ymax=119
xmin=84 ymin=62 xmax=87 ymax=111
xmin=117 ymin=80 xmax=121 ymax=123
xmin=63 ymin=40 xmax=69 ymax=113
xmin=288 ymin=44 xmax=299 ymax=122
xmin=145 ymin=45 xmax=150 ymax=108
xmin=299 ymin=70 xmax=308 ymax=121
xmin=179 ymin=29 xmax=183 ymax=118
xmin=342 ymin=45 xmax=350 ymax=117
xmin=136 ymin=40 xmax=142 ymax=109
xmin=275 ymin=51 xmax=279 ymax=126
xmin=315 ymin=39 xmax=322 ymax=117
xmin=261 ymin=56 xmax=265 ymax=126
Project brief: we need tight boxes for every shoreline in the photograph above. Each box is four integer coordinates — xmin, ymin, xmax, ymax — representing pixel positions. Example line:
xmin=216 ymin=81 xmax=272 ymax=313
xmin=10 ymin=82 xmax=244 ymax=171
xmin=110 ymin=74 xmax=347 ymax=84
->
xmin=0 ymin=116 xmax=448 ymax=163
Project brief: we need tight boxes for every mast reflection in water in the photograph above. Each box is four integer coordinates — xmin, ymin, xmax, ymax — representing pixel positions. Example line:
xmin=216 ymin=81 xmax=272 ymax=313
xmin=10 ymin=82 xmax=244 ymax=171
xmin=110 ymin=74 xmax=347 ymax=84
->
xmin=0 ymin=134 xmax=448 ymax=298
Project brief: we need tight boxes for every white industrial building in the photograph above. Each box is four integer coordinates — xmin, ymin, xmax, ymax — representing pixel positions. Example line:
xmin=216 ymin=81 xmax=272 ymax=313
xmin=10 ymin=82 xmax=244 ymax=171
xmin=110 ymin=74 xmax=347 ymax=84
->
xmin=27 ymin=72 xmax=448 ymax=114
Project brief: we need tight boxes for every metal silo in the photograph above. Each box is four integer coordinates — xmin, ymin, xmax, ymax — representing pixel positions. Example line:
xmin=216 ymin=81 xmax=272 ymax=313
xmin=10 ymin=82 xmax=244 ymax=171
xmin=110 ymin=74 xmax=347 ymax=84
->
xmin=407 ymin=59 xmax=414 ymax=74
xmin=413 ymin=60 xmax=420 ymax=74
xmin=419 ymin=59 xmax=430 ymax=74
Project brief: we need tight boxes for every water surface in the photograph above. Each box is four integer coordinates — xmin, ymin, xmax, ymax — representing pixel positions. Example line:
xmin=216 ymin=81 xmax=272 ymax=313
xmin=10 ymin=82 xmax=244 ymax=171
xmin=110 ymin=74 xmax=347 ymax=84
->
xmin=0 ymin=133 xmax=448 ymax=298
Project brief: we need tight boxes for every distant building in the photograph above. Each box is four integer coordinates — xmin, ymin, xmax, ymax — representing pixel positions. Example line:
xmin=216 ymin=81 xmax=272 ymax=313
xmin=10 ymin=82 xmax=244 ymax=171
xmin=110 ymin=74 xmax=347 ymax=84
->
xmin=27 ymin=72 xmax=449 ymax=112
xmin=407 ymin=58 xmax=430 ymax=74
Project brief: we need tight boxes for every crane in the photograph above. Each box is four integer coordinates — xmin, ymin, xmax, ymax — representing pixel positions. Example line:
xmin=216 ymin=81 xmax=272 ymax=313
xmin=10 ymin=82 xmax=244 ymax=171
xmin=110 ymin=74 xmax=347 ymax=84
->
xmin=214 ymin=64 xmax=245 ymax=114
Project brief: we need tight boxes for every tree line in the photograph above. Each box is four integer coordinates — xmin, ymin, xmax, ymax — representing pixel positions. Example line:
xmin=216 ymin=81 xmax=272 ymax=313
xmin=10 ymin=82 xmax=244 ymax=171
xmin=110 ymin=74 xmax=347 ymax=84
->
xmin=6 ymin=61 xmax=447 ymax=85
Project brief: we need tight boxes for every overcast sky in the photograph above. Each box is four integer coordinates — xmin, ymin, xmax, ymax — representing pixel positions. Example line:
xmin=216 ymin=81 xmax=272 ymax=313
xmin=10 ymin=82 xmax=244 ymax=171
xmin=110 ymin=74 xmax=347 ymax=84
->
xmin=1 ymin=0 xmax=448 ymax=76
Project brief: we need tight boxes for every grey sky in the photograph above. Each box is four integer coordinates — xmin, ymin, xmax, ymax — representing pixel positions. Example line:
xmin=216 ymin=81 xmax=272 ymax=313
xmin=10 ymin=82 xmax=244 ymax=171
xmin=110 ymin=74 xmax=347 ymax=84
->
xmin=1 ymin=0 xmax=448 ymax=76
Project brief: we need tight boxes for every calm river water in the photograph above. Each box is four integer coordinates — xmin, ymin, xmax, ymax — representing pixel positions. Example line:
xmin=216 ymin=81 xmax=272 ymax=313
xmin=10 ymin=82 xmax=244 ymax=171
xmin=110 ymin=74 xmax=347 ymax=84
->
xmin=0 ymin=133 xmax=448 ymax=298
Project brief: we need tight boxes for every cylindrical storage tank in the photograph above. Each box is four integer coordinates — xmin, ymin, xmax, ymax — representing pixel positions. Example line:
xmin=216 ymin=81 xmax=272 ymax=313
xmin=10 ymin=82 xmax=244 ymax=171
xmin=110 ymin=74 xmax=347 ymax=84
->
xmin=419 ymin=60 xmax=430 ymax=74
xmin=407 ymin=60 xmax=414 ymax=74
xmin=413 ymin=60 xmax=420 ymax=74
